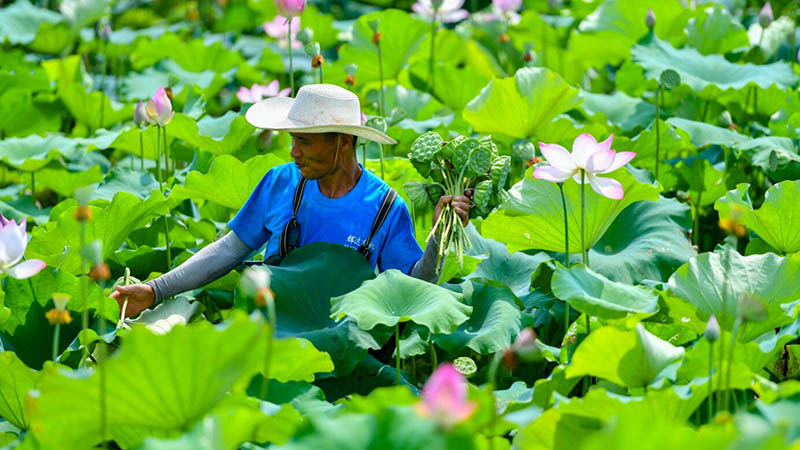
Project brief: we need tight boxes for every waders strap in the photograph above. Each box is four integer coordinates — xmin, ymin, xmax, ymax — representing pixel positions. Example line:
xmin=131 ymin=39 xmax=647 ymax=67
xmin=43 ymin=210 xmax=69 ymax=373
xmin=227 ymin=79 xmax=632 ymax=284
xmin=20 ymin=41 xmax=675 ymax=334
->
xmin=278 ymin=177 xmax=309 ymax=258
xmin=357 ymin=188 xmax=397 ymax=261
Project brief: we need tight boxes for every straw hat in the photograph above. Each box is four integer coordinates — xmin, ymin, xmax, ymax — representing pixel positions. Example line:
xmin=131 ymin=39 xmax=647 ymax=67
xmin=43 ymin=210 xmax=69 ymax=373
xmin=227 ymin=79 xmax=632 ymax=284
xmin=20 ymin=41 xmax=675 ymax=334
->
xmin=245 ymin=84 xmax=396 ymax=145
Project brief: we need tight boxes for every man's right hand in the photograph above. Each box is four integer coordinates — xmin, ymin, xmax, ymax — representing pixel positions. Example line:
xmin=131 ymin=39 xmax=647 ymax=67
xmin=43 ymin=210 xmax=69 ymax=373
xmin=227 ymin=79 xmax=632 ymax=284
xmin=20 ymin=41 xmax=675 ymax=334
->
xmin=110 ymin=284 xmax=155 ymax=319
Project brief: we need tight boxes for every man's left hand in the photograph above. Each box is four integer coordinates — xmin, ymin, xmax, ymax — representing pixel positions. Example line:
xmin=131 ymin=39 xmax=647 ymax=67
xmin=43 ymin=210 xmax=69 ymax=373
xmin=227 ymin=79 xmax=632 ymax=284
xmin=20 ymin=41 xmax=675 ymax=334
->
xmin=433 ymin=189 xmax=473 ymax=227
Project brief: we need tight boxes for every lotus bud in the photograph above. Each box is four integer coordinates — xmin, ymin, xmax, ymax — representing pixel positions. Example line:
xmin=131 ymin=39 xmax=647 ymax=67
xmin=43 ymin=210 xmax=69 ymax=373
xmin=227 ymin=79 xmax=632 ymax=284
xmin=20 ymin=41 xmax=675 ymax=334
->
xmin=645 ymin=8 xmax=655 ymax=30
xmin=133 ymin=100 xmax=149 ymax=127
xmin=511 ymin=328 xmax=541 ymax=362
xmin=758 ymin=2 xmax=773 ymax=28
xmin=52 ymin=293 xmax=71 ymax=311
xmin=415 ymin=363 xmax=475 ymax=428
xmin=88 ymin=263 xmax=110 ymax=282
xmin=240 ymin=267 xmax=271 ymax=298
xmin=718 ymin=111 xmax=733 ymax=128
xmin=738 ymin=293 xmax=768 ymax=323
xmin=296 ymin=28 xmax=314 ymax=45
xmin=274 ymin=0 xmax=305 ymax=18
xmin=493 ymin=0 xmax=522 ymax=12
xmin=704 ymin=315 xmax=719 ymax=342
xmin=345 ymin=64 xmax=358 ymax=76
xmin=145 ymin=87 xmax=174 ymax=127
xmin=311 ymin=54 xmax=324 ymax=68
xmin=304 ymin=41 xmax=320 ymax=57
xmin=797 ymin=48 xmax=800 ymax=63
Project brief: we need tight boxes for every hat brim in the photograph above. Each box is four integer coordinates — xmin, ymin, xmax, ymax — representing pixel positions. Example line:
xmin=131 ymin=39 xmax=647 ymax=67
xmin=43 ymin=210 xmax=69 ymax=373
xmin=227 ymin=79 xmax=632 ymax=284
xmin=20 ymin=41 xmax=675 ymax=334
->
xmin=245 ymin=96 xmax=397 ymax=145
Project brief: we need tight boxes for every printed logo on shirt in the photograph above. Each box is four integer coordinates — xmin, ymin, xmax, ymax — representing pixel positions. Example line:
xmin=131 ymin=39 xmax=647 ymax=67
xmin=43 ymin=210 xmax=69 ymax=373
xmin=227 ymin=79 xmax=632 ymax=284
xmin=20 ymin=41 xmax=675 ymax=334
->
xmin=345 ymin=235 xmax=376 ymax=251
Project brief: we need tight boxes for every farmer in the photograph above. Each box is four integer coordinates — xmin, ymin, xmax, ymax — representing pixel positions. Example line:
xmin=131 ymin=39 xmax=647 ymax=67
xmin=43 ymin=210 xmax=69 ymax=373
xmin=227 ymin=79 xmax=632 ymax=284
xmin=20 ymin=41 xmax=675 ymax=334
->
xmin=112 ymin=84 xmax=472 ymax=318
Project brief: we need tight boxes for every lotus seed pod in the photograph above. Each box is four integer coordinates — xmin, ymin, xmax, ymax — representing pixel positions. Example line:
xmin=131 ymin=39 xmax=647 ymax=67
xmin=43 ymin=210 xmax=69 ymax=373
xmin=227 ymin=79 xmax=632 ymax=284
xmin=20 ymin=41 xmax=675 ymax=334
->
xmin=371 ymin=31 xmax=382 ymax=45
xmin=296 ymin=28 xmax=313 ymax=45
xmin=365 ymin=117 xmax=388 ymax=133
xmin=305 ymin=42 xmax=320 ymax=57
xmin=758 ymin=2 xmax=773 ymax=28
xmin=498 ymin=33 xmax=510 ymax=44
xmin=704 ymin=315 xmax=719 ymax=342
xmin=345 ymin=64 xmax=358 ymax=76
xmin=344 ymin=75 xmax=355 ymax=86
xmin=453 ymin=356 xmax=477 ymax=378
xmin=311 ymin=54 xmax=324 ymax=68
xmin=645 ymin=8 xmax=655 ymax=30
xmin=411 ymin=131 xmax=443 ymax=162
xmin=52 ymin=293 xmax=71 ymax=311
xmin=659 ymin=69 xmax=680 ymax=90
xmin=88 ymin=263 xmax=110 ymax=282
xmin=512 ymin=140 xmax=535 ymax=163
xmin=73 ymin=205 xmax=93 ymax=222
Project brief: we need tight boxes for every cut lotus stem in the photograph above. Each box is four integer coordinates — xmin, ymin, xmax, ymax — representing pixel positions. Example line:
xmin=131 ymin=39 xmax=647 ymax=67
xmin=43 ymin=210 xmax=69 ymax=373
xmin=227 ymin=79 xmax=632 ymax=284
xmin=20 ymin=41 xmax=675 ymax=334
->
xmin=51 ymin=322 xmax=61 ymax=362
xmin=395 ymin=323 xmax=401 ymax=385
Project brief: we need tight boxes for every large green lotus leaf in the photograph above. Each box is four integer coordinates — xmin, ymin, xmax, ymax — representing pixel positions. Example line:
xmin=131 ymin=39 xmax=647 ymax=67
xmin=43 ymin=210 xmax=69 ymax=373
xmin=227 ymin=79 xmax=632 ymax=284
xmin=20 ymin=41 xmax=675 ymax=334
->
xmin=131 ymin=33 xmax=244 ymax=73
xmin=433 ymin=280 xmax=521 ymax=354
xmin=409 ymin=63 xmax=489 ymax=112
xmin=170 ymin=154 xmax=284 ymax=210
xmin=514 ymin=386 xmax=710 ymax=450
xmin=111 ymin=125 xmax=172 ymax=161
xmin=482 ymin=168 xmax=660 ymax=253
xmin=60 ymin=84 xmax=134 ymax=131
xmin=464 ymin=225 xmax=551 ymax=297
xmin=576 ymin=0 xmax=690 ymax=66
xmin=715 ymin=181 xmax=800 ymax=255
xmin=30 ymin=312 xmax=266 ymax=449
xmin=91 ymin=168 xmax=160 ymax=202
xmin=337 ymin=9 xmax=428 ymax=86
xmin=261 ymin=337 xmax=335 ymax=383
xmin=0 ymin=352 xmax=43 ymax=430
xmin=331 ymin=269 xmax=472 ymax=334
xmin=0 ymin=134 xmax=84 ymax=171
xmin=588 ymin=196 xmax=695 ymax=284
xmin=0 ymin=86 xmax=60 ymax=137
xmin=684 ymin=5 xmax=750 ymax=55
xmin=267 ymin=243 xmax=381 ymax=376
xmin=0 ymin=0 xmax=64 ymax=45
xmin=579 ymin=90 xmax=655 ymax=133
xmin=631 ymin=35 xmax=798 ymax=98
xmin=667 ymin=250 xmax=800 ymax=337
xmin=0 ymin=266 xmax=118 ymax=369
xmin=463 ymin=67 xmax=582 ymax=140
xmin=120 ymin=60 xmax=230 ymax=102
xmin=0 ymin=197 xmax=51 ymax=226
xmin=566 ymin=324 xmax=684 ymax=388
xmin=36 ymin=164 xmax=103 ymax=198
xmin=169 ymin=112 xmax=256 ymax=156
xmin=139 ymin=395 xmax=301 ymax=450
xmin=27 ymin=191 xmax=169 ymax=274
xmin=59 ymin=0 xmax=111 ymax=30
xmin=669 ymin=157 xmax=727 ymax=207
xmin=551 ymin=265 xmax=660 ymax=321
xmin=667 ymin=117 xmax=750 ymax=148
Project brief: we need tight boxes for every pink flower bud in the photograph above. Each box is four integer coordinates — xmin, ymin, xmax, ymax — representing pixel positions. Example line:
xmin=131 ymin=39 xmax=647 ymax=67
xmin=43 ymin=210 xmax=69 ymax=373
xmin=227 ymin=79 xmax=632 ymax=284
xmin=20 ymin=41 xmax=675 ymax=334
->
xmin=274 ymin=0 xmax=305 ymax=17
xmin=134 ymin=100 xmax=149 ymax=127
xmin=145 ymin=87 xmax=174 ymax=127
xmin=415 ymin=363 xmax=475 ymax=428
xmin=492 ymin=0 xmax=521 ymax=12
xmin=758 ymin=2 xmax=773 ymax=28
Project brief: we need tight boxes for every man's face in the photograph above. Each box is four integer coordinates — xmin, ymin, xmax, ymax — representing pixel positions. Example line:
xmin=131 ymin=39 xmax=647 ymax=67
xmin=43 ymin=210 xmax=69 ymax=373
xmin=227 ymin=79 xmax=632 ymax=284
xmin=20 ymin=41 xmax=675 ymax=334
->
xmin=289 ymin=132 xmax=338 ymax=179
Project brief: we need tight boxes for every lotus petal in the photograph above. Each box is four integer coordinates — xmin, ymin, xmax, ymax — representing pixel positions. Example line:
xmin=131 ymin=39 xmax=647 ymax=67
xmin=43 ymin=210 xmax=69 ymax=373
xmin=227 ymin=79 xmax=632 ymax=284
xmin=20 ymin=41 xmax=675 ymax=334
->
xmin=586 ymin=149 xmax=615 ymax=173
xmin=598 ymin=151 xmax=636 ymax=174
xmin=4 ymin=259 xmax=46 ymax=279
xmin=539 ymin=142 xmax=576 ymax=172
xmin=571 ymin=133 xmax=601 ymax=169
xmin=588 ymin=174 xmax=624 ymax=200
xmin=533 ymin=165 xmax=574 ymax=183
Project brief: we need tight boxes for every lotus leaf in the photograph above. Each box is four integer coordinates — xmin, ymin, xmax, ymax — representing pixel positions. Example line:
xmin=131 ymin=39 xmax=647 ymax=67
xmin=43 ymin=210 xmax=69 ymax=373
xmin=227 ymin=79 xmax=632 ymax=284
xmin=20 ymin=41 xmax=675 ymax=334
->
xmin=0 ymin=351 xmax=43 ymax=430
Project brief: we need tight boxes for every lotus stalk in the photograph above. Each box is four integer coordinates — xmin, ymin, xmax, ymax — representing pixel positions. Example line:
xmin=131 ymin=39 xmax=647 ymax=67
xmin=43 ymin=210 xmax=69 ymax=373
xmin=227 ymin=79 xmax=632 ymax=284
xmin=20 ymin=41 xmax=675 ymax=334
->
xmin=395 ymin=324 xmax=401 ymax=385
xmin=412 ymin=0 xmax=468 ymax=92
xmin=87 ymin=258 xmax=110 ymax=445
xmin=240 ymin=267 xmax=276 ymax=400
xmin=134 ymin=100 xmax=148 ymax=170
xmin=274 ymin=0 xmax=305 ymax=95
xmin=557 ymin=182 xmax=570 ymax=339
xmin=47 ymin=294 xmax=72 ymax=361
xmin=704 ymin=315 xmax=719 ymax=418
xmin=146 ymin=87 xmax=174 ymax=270
xmin=367 ymin=21 xmax=385 ymax=117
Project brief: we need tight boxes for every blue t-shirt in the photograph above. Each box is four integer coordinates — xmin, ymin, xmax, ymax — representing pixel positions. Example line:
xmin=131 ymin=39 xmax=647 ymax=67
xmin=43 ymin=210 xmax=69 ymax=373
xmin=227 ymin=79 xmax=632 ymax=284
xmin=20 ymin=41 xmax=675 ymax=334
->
xmin=228 ymin=162 xmax=423 ymax=273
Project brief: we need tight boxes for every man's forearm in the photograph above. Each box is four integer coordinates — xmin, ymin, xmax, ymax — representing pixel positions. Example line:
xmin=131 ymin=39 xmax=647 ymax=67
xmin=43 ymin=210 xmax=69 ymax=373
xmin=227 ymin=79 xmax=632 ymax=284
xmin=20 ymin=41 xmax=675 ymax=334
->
xmin=146 ymin=231 xmax=254 ymax=303
xmin=409 ymin=236 xmax=440 ymax=283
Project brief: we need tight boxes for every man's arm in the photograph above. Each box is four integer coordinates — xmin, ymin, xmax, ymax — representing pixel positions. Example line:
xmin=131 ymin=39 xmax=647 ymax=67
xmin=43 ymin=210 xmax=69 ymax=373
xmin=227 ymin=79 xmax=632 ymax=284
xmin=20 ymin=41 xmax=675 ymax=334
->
xmin=112 ymin=230 xmax=255 ymax=318
xmin=408 ymin=236 xmax=440 ymax=283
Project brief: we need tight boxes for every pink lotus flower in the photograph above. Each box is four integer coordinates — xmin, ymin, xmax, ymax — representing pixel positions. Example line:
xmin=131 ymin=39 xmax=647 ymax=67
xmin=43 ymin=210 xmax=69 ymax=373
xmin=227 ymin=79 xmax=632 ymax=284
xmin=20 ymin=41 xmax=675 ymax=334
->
xmin=758 ymin=2 xmax=773 ymax=28
xmin=145 ymin=87 xmax=173 ymax=127
xmin=236 ymin=80 xmax=291 ymax=104
xmin=492 ymin=0 xmax=521 ymax=12
xmin=412 ymin=0 xmax=470 ymax=23
xmin=263 ymin=15 xmax=301 ymax=48
xmin=415 ymin=363 xmax=475 ymax=428
xmin=274 ymin=0 xmax=305 ymax=17
xmin=133 ymin=100 xmax=150 ymax=127
xmin=360 ymin=112 xmax=367 ymax=125
xmin=533 ymin=134 xmax=635 ymax=200
xmin=0 ymin=216 xmax=46 ymax=279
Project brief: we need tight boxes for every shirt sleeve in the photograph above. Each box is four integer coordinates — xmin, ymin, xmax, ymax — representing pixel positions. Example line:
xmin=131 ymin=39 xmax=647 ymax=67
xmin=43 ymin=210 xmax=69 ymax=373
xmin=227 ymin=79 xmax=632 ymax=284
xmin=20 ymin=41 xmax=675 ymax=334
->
xmin=377 ymin=197 xmax=424 ymax=274
xmin=228 ymin=169 xmax=276 ymax=250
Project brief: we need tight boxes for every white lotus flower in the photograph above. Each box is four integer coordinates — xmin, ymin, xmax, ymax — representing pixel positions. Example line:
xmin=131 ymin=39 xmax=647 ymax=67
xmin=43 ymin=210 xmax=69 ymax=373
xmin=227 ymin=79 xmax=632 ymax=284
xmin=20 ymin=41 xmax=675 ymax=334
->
xmin=0 ymin=215 xmax=46 ymax=279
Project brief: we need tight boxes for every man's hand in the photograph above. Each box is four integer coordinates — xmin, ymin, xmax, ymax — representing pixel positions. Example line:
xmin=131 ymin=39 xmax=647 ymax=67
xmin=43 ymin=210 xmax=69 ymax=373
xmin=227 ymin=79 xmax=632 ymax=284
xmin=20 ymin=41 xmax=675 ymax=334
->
xmin=433 ymin=189 xmax=473 ymax=227
xmin=110 ymin=284 xmax=155 ymax=319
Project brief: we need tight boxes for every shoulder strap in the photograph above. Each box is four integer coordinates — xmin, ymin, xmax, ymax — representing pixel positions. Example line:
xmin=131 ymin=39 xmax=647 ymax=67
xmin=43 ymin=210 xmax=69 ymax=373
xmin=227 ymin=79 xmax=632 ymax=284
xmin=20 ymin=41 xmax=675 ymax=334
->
xmin=357 ymin=188 xmax=398 ymax=261
xmin=279 ymin=177 xmax=309 ymax=258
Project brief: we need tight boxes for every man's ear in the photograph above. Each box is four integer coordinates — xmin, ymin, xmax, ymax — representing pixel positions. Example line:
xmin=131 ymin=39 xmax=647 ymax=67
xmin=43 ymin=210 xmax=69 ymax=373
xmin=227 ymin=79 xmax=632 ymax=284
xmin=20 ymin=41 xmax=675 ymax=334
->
xmin=339 ymin=133 xmax=354 ymax=151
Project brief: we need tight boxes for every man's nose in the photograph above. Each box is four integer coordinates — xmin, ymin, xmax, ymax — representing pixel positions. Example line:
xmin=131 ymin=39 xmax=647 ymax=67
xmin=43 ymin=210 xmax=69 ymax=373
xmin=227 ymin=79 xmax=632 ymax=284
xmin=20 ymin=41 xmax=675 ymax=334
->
xmin=290 ymin=143 xmax=302 ymax=158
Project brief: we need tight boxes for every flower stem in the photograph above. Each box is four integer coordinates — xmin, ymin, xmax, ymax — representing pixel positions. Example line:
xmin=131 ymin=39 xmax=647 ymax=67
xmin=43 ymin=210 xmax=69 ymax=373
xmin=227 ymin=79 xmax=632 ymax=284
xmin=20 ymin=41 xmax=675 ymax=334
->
xmin=288 ymin=18 xmax=294 ymax=96
xmin=98 ymin=278 xmax=107 ymax=446
xmin=654 ymin=86 xmax=661 ymax=181
xmin=259 ymin=295 xmax=277 ymax=401
xmin=708 ymin=341 xmax=714 ymax=420
xmin=395 ymin=323 xmax=401 ymax=385
xmin=487 ymin=352 xmax=502 ymax=450
xmin=155 ymin=126 xmax=163 ymax=192
xmin=428 ymin=12 xmax=437 ymax=94
xmin=52 ymin=323 xmax=61 ymax=362
xmin=80 ymin=220 xmax=89 ymax=363
xmin=429 ymin=341 xmax=438 ymax=370
xmin=723 ymin=322 xmax=743 ymax=412
xmin=163 ymin=124 xmax=170 ymax=177
xmin=377 ymin=41 xmax=385 ymax=117
xmin=379 ymin=143 xmax=385 ymax=180
xmin=30 ymin=171 xmax=35 ymax=201
xmin=580 ymin=170 xmax=588 ymax=268
xmin=318 ymin=65 xmax=323 ymax=84
xmin=692 ymin=190 xmax=703 ymax=247
xmin=139 ymin=129 xmax=144 ymax=171
xmin=558 ymin=182 xmax=570 ymax=341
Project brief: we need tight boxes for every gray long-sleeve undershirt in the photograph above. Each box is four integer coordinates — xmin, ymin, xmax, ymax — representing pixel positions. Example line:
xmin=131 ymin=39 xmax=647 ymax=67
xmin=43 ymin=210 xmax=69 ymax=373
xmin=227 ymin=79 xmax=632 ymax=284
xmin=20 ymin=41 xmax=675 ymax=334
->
xmin=146 ymin=231 xmax=440 ymax=304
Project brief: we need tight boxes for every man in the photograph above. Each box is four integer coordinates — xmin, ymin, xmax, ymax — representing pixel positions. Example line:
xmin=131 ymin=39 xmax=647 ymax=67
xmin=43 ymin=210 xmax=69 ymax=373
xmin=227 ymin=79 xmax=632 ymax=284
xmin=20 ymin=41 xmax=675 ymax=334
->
xmin=112 ymin=84 xmax=471 ymax=318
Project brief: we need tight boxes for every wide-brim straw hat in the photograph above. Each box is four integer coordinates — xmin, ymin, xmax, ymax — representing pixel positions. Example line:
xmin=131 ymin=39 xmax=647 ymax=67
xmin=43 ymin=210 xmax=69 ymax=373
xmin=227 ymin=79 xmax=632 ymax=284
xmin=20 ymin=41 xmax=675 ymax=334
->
xmin=245 ymin=84 xmax=397 ymax=145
